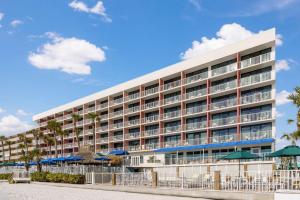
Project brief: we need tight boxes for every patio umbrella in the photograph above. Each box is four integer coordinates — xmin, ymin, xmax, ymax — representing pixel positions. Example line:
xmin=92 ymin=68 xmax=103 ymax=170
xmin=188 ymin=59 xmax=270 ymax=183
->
xmin=65 ymin=156 xmax=83 ymax=162
xmin=95 ymin=156 xmax=110 ymax=161
xmin=266 ymin=145 xmax=300 ymax=169
xmin=220 ymin=151 xmax=260 ymax=177
xmin=108 ymin=149 xmax=129 ymax=156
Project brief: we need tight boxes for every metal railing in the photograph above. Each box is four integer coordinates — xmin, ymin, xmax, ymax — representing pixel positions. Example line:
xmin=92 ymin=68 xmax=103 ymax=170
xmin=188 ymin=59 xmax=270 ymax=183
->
xmin=241 ymin=91 xmax=272 ymax=105
xmin=211 ymin=80 xmax=237 ymax=94
xmin=211 ymin=116 xmax=237 ymax=127
xmin=240 ymin=111 xmax=272 ymax=123
xmin=163 ymin=80 xmax=181 ymax=91
xmin=211 ymin=98 xmax=237 ymax=110
xmin=183 ymin=72 xmax=208 ymax=85
xmin=212 ymin=63 xmax=237 ymax=77
xmin=185 ymin=89 xmax=206 ymax=99
xmin=241 ymin=52 xmax=271 ymax=68
xmin=241 ymin=72 xmax=272 ymax=86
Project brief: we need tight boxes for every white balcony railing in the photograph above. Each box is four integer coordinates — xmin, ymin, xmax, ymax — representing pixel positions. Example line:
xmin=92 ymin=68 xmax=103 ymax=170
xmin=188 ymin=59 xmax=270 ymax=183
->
xmin=241 ymin=130 xmax=272 ymax=141
xmin=183 ymin=71 xmax=208 ymax=85
xmin=126 ymin=132 xmax=140 ymax=139
xmin=127 ymin=119 xmax=140 ymax=126
xmin=126 ymin=106 xmax=140 ymax=114
xmin=85 ymin=107 xmax=95 ymax=114
xmin=184 ymin=122 xmax=206 ymax=131
xmin=184 ymin=138 xmax=207 ymax=146
xmin=128 ymin=145 xmax=140 ymax=151
xmin=211 ymin=98 xmax=237 ymax=110
xmin=111 ymin=122 xmax=123 ymax=129
xmin=112 ymin=135 xmax=123 ymax=141
xmin=144 ymin=143 xmax=159 ymax=150
xmin=185 ymin=89 xmax=206 ymax=100
xmin=211 ymin=116 xmax=237 ymax=127
xmin=184 ymin=105 xmax=206 ymax=115
xmin=143 ymin=87 xmax=159 ymax=96
xmin=96 ymin=137 xmax=108 ymax=143
xmin=212 ymin=62 xmax=237 ymax=77
xmin=127 ymin=93 xmax=140 ymax=101
xmin=164 ymin=125 xmax=181 ymax=134
xmin=163 ymin=140 xmax=181 ymax=148
xmin=210 ymin=134 xmax=236 ymax=143
xmin=110 ymin=110 xmax=123 ymax=118
xmin=143 ymin=115 xmax=159 ymax=123
xmin=163 ymin=110 xmax=181 ymax=119
xmin=143 ymin=129 xmax=159 ymax=137
xmin=241 ymin=72 xmax=272 ymax=86
xmin=241 ymin=52 xmax=271 ymax=68
xmin=240 ymin=111 xmax=272 ymax=123
xmin=163 ymin=95 xmax=181 ymax=105
xmin=211 ymin=80 xmax=237 ymax=94
xmin=143 ymin=101 xmax=159 ymax=110
xmin=241 ymin=91 xmax=272 ymax=105
xmin=163 ymin=80 xmax=181 ymax=91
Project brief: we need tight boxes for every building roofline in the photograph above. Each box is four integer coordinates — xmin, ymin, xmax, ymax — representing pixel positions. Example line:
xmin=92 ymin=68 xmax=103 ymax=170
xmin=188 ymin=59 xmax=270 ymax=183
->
xmin=33 ymin=28 xmax=276 ymax=121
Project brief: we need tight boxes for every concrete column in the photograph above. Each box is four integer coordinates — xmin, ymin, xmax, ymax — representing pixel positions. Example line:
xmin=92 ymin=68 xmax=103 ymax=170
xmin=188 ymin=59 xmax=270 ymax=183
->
xmin=91 ymin=172 xmax=95 ymax=185
xmin=152 ymin=171 xmax=158 ymax=187
xmin=112 ymin=173 xmax=116 ymax=185
xmin=214 ymin=171 xmax=221 ymax=190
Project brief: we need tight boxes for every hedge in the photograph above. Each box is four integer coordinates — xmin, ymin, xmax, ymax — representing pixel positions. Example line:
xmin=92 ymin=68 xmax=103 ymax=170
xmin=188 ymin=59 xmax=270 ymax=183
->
xmin=0 ymin=173 xmax=12 ymax=180
xmin=31 ymin=172 xmax=85 ymax=184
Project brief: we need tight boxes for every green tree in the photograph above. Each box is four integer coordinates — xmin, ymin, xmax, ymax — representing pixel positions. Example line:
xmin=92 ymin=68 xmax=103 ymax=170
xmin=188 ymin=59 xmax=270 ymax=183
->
xmin=288 ymin=86 xmax=300 ymax=136
xmin=57 ymin=127 xmax=67 ymax=157
xmin=30 ymin=149 xmax=46 ymax=172
xmin=87 ymin=113 xmax=101 ymax=153
xmin=72 ymin=113 xmax=81 ymax=151
xmin=281 ymin=131 xmax=299 ymax=145
xmin=0 ymin=135 xmax=6 ymax=162
xmin=18 ymin=133 xmax=32 ymax=171
xmin=43 ymin=135 xmax=54 ymax=158
xmin=5 ymin=140 xmax=13 ymax=162
xmin=30 ymin=129 xmax=44 ymax=150
xmin=47 ymin=120 xmax=61 ymax=158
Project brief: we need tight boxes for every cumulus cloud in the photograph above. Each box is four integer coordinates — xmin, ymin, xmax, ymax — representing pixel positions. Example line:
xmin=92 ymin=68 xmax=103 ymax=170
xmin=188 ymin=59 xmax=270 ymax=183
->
xmin=275 ymin=34 xmax=283 ymax=46
xmin=0 ymin=12 xmax=4 ymax=21
xmin=276 ymin=59 xmax=290 ymax=72
xmin=0 ymin=107 xmax=5 ymax=113
xmin=28 ymin=32 xmax=106 ymax=75
xmin=180 ymin=23 xmax=282 ymax=60
xmin=69 ymin=0 xmax=112 ymax=22
xmin=16 ymin=109 xmax=29 ymax=116
xmin=10 ymin=19 xmax=23 ymax=27
xmin=276 ymin=90 xmax=291 ymax=106
xmin=0 ymin=115 xmax=34 ymax=137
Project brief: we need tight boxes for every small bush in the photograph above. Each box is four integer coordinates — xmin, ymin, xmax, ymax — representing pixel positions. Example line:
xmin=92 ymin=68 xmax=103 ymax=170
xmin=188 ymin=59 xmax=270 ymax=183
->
xmin=0 ymin=173 xmax=12 ymax=180
xmin=31 ymin=172 xmax=84 ymax=184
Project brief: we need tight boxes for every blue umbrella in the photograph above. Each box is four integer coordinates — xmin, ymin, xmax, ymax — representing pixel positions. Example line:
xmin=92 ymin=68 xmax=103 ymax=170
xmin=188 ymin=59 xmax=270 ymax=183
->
xmin=95 ymin=157 xmax=110 ymax=161
xmin=52 ymin=157 xmax=66 ymax=162
xmin=108 ymin=149 xmax=129 ymax=156
xmin=28 ymin=161 xmax=38 ymax=166
xmin=65 ymin=156 xmax=83 ymax=162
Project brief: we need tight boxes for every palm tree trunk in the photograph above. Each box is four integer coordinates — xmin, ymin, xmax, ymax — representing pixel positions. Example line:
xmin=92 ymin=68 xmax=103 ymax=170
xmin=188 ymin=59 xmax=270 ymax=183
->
xmin=93 ymin=123 xmax=96 ymax=153
xmin=61 ymin=136 xmax=64 ymax=157
xmin=1 ymin=141 xmax=4 ymax=162
xmin=54 ymin=138 xmax=58 ymax=158
xmin=8 ymin=147 xmax=11 ymax=162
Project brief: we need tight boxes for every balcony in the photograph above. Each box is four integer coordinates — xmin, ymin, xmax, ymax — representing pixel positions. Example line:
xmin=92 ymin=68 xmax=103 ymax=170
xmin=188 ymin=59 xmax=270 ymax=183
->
xmin=63 ymin=124 xmax=73 ymax=129
xmin=183 ymin=71 xmax=208 ymax=85
xmin=126 ymin=132 xmax=140 ymax=139
xmin=96 ymin=103 xmax=108 ymax=110
xmin=211 ymin=80 xmax=237 ymax=94
xmin=76 ymin=110 xmax=84 ymax=115
xmin=85 ymin=130 xmax=93 ymax=135
xmin=143 ymin=87 xmax=159 ymax=96
xmin=184 ymin=138 xmax=207 ymax=146
xmin=163 ymin=140 xmax=181 ymax=148
xmin=144 ymin=143 xmax=159 ymax=150
xmin=212 ymin=63 xmax=237 ymax=77
xmin=84 ymin=119 xmax=93 ymax=125
xmin=184 ymin=105 xmax=206 ymax=115
xmin=240 ymin=111 xmax=272 ymax=123
xmin=185 ymin=89 xmax=206 ymax=100
xmin=241 ymin=130 xmax=272 ymax=141
xmin=241 ymin=91 xmax=272 ymax=105
xmin=112 ymin=135 xmax=123 ymax=141
xmin=241 ymin=52 xmax=271 ymax=68
xmin=184 ymin=122 xmax=206 ymax=131
xmin=241 ymin=72 xmax=272 ymax=86
xmin=85 ymin=107 xmax=95 ymax=114
xmin=211 ymin=116 xmax=237 ymax=127
xmin=163 ymin=125 xmax=181 ymax=134
xmin=163 ymin=110 xmax=181 ymax=120
xmin=163 ymin=95 xmax=181 ymax=105
xmin=210 ymin=134 xmax=236 ymax=143
xmin=162 ymin=80 xmax=181 ymax=91
xmin=143 ymin=115 xmax=159 ymax=123
xmin=143 ymin=101 xmax=159 ymax=110
xmin=84 ymin=140 xmax=94 ymax=146
xmin=211 ymin=98 xmax=237 ymax=110
xmin=64 ymin=114 xmax=72 ymax=120
xmin=111 ymin=122 xmax=123 ymax=130
xmin=76 ymin=121 xmax=83 ymax=126
xmin=126 ymin=93 xmax=140 ymax=101
xmin=128 ymin=145 xmax=140 ymax=151
xmin=97 ymin=126 xmax=108 ymax=132
xmin=143 ymin=129 xmax=159 ymax=137
xmin=96 ymin=137 xmax=108 ymax=143
xmin=126 ymin=106 xmax=140 ymax=114
xmin=100 ymin=114 xmax=108 ymax=120
xmin=110 ymin=110 xmax=123 ymax=118
xmin=111 ymin=98 xmax=123 ymax=106
xmin=126 ymin=119 xmax=140 ymax=126
xmin=56 ymin=116 xmax=64 ymax=121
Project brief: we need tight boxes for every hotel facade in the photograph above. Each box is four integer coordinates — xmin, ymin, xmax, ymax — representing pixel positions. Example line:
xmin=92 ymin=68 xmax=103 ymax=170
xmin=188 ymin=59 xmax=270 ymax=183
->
xmin=1 ymin=28 xmax=277 ymax=168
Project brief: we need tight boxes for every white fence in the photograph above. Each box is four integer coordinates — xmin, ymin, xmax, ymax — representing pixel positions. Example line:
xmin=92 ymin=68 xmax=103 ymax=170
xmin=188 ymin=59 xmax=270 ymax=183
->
xmin=116 ymin=172 xmax=152 ymax=187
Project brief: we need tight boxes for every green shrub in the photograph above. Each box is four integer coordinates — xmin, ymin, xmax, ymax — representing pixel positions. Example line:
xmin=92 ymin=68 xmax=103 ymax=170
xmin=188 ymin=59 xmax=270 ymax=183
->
xmin=0 ymin=173 xmax=12 ymax=180
xmin=31 ymin=172 xmax=84 ymax=184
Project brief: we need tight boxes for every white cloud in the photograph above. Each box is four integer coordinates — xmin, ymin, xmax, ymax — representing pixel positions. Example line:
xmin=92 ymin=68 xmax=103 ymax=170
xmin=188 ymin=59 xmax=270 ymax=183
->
xmin=275 ymin=110 xmax=284 ymax=118
xmin=10 ymin=19 xmax=23 ymax=27
xmin=276 ymin=59 xmax=290 ymax=72
xmin=276 ymin=90 xmax=291 ymax=106
xmin=276 ymin=34 xmax=283 ymax=46
xmin=180 ymin=23 xmax=283 ymax=60
xmin=189 ymin=0 xmax=202 ymax=11
xmin=16 ymin=109 xmax=29 ymax=116
xmin=0 ymin=12 xmax=4 ymax=21
xmin=0 ymin=115 xmax=34 ymax=137
xmin=0 ymin=107 xmax=5 ymax=113
xmin=180 ymin=23 xmax=254 ymax=60
xmin=69 ymin=0 xmax=112 ymax=22
xmin=28 ymin=32 xmax=106 ymax=75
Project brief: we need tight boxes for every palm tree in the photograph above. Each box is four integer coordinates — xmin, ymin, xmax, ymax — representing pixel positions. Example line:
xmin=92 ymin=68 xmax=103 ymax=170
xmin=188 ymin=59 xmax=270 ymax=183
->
xmin=30 ymin=149 xmax=46 ymax=172
xmin=0 ymin=135 xmax=6 ymax=162
xmin=288 ymin=87 xmax=300 ymax=132
xmin=47 ymin=120 xmax=61 ymax=158
xmin=5 ymin=140 xmax=13 ymax=162
xmin=18 ymin=133 xmax=32 ymax=157
xmin=43 ymin=135 xmax=54 ymax=158
xmin=87 ymin=113 xmax=101 ymax=153
xmin=31 ymin=129 xmax=43 ymax=150
xmin=72 ymin=113 xmax=81 ymax=151
xmin=281 ymin=131 xmax=300 ymax=145
xmin=57 ymin=128 xmax=67 ymax=157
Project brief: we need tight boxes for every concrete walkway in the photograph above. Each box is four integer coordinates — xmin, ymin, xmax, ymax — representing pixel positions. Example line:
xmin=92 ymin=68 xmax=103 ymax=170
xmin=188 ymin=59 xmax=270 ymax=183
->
xmin=31 ymin=182 xmax=273 ymax=200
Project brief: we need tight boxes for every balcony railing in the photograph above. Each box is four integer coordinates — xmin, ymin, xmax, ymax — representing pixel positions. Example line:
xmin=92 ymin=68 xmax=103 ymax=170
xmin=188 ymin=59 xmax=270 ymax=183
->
xmin=184 ymin=122 xmax=206 ymax=131
xmin=84 ymin=140 xmax=94 ymax=146
xmin=97 ymin=126 xmax=108 ymax=132
xmin=96 ymin=102 xmax=108 ymax=110
xmin=240 ymin=111 xmax=272 ymax=123
xmin=76 ymin=121 xmax=83 ymax=126
xmin=212 ymin=63 xmax=237 ymax=77
xmin=96 ymin=137 xmax=108 ymax=143
xmin=241 ymin=52 xmax=271 ymax=68
xmin=111 ymin=122 xmax=123 ymax=129
xmin=184 ymin=105 xmax=206 ymax=115
xmin=126 ymin=93 xmax=140 ymax=101
xmin=63 ymin=124 xmax=73 ymax=129
xmin=211 ymin=80 xmax=237 ymax=94
xmin=211 ymin=116 xmax=237 ymax=127
xmin=163 ymin=95 xmax=181 ymax=105
xmin=163 ymin=125 xmax=181 ymax=134
xmin=143 ymin=115 xmax=159 ymax=123
xmin=211 ymin=98 xmax=237 ymax=110
xmin=183 ymin=138 xmax=207 ymax=146
xmin=185 ymin=89 xmax=206 ymax=100
xmin=143 ymin=87 xmax=159 ymax=96
xmin=241 ymin=130 xmax=272 ymax=141
xmin=110 ymin=110 xmax=123 ymax=118
xmin=241 ymin=72 xmax=271 ymax=86
xmin=111 ymin=98 xmax=123 ymax=106
xmin=143 ymin=101 xmax=159 ymax=110
xmin=144 ymin=143 xmax=159 ymax=150
xmin=143 ymin=129 xmax=159 ymax=137
xmin=241 ymin=91 xmax=272 ymax=105
xmin=56 ymin=116 xmax=64 ymax=121
xmin=126 ymin=106 xmax=140 ymax=114
xmin=84 ymin=119 xmax=93 ymax=125
xmin=85 ymin=107 xmax=95 ymax=114
xmin=100 ymin=114 xmax=108 ymax=120
xmin=183 ymin=71 xmax=208 ymax=85
xmin=210 ymin=134 xmax=236 ymax=143
xmin=126 ymin=132 xmax=140 ymax=139
xmin=163 ymin=80 xmax=181 ymax=91
xmin=163 ymin=110 xmax=181 ymax=119
xmin=64 ymin=114 xmax=72 ymax=120
xmin=128 ymin=145 xmax=140 ymax=151
xmin=112 ymin=135 xmax=123 ymax=141
xmin=163 ymin=140 xmax=181 ymax=148
xmin=127 ymin=119 xmax=140 ymax=126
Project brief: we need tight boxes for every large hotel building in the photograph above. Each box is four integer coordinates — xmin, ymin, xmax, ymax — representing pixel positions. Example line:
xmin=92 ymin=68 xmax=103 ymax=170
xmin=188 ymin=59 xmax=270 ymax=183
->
xmin=1 ymin=29 xmax=276 ymax=167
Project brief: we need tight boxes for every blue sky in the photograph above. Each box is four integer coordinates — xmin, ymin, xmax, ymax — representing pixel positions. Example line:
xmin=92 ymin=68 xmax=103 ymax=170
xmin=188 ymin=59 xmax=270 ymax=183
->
xmin=0 ymin=0 xmax=299 ymax=148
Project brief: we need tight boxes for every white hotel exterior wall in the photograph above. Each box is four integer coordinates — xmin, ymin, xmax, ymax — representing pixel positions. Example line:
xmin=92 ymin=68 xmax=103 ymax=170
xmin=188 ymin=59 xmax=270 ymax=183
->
xmin=32 ymin=28 xmax=277 ymax=160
